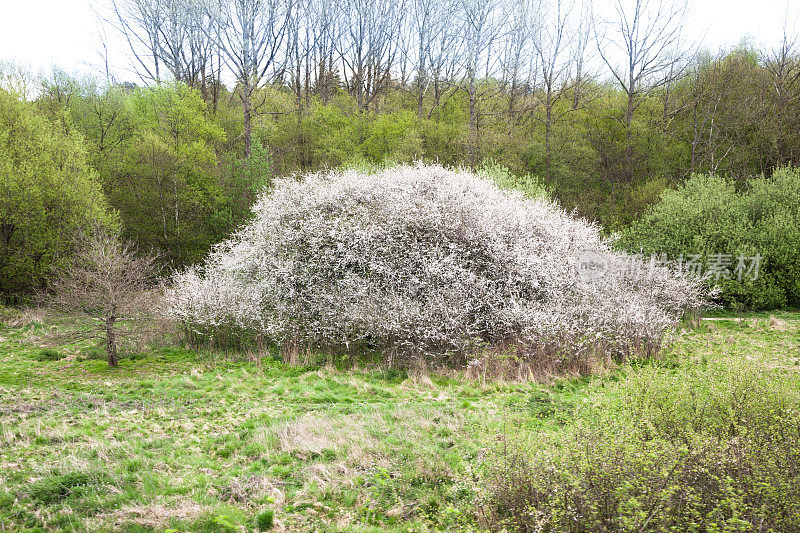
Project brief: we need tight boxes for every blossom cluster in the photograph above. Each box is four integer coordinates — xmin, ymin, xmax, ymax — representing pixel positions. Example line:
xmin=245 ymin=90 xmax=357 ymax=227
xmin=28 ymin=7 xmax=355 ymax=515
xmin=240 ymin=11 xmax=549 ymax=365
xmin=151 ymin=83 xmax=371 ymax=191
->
xmin=166 ymin=164 xmax=705 ymax=367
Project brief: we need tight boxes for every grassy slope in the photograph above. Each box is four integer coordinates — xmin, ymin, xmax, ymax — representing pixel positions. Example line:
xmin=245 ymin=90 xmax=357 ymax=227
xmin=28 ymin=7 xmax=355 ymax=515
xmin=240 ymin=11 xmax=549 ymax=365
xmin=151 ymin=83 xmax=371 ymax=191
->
xmin=0 ymin=311 xmax=798 ymax=532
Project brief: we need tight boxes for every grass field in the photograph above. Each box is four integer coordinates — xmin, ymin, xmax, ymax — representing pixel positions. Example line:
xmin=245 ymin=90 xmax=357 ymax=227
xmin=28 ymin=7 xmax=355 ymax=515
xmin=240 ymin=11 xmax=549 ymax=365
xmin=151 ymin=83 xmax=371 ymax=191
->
xmin=0 ymin=309 xmax=799 ymax=532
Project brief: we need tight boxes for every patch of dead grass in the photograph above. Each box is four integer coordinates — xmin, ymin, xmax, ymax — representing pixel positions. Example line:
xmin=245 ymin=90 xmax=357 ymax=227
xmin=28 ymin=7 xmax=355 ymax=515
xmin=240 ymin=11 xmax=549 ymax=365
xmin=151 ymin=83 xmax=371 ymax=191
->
xmin=217 ymin=475 xmax=286 ymax=505
xmin=768 ymin=315 xmax=791 ymax=331
xmin=0 ymin=306 xmax=47 ymax=328
xmin=91 ymin=498 xmax=208 ymax=529
xmin=264 ymin=412 xmax=380 ymax=457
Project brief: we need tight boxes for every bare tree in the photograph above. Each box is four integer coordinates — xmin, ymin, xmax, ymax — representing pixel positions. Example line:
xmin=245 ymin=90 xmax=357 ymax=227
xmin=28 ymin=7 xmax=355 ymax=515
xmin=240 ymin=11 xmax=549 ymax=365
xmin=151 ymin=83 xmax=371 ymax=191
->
xmin=335 ymin=0 xmax=404 ymax=111
xmin=309 ymin=0 xmax=342 ymax=102
xmin=107 ymin=0 xmax=166 ymax=84
xmin=407 ymin=0 xmax=459 ymax=120
xmin=424 ymin=1 xmax=464 ymax=117
xmin=569 ymin=0 xmax=594 ymax=109
xmin=49 ymin=229 xmax=159 ymax=368
xmin=209 ymin=0 xmax=293 ymax=156
xmin=499 ymin=0 xmax=539 ymax=123
xmin=281 ymin=0 xmax=319 ymax=168
xmin=459 ymin=0 xmax=504 ymax=165
xmin=158 ymin=0 xmax=221 ymax=93
xmin=103 ymin=0 xmax=224 ymax=107
xmin=594 ymin=0 xmax=689 ymax=180
xmin=532 ymin=0 xmax=574 ymax=182
xmin=285 ymin=0 xmax=309 ymax=106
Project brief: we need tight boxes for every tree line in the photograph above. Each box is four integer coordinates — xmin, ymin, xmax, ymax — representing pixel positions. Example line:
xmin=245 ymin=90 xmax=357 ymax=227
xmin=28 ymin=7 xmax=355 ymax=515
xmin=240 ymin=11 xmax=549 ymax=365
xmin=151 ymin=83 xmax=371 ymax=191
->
xmin=2 ymin=0 xmax=800 ymax=297
xmin=99 ymin=0 xmax=800 ymax=213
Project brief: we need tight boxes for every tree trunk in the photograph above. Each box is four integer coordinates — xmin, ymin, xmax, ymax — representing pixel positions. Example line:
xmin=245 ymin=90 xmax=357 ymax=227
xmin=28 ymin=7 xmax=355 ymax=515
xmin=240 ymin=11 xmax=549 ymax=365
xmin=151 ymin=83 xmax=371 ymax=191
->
xmin=468 ymin=74 xmax=478 ymax=167
xmin=241 ymin=84 xmax=253 ymax=158
xmin=545 ymin=86 xmax=553 ymax=183
xmin=106 ymin=315 xmax=119 ymax=368
xmin=572 ymin=65 xmax=582 ymax=110
xmin=417 ymin=38 xmax=426 ymax=122
xmin=243 ymin=100 xmax=253 ymax=158
xmin=624 ymin=88 xmax=636 ymax=182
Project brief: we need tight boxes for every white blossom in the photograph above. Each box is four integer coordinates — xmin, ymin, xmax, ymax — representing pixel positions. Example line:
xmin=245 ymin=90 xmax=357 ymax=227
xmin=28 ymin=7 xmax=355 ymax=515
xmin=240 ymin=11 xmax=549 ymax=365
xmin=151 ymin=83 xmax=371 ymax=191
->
xmin=165 ymin=164 xmax=704 ymax=366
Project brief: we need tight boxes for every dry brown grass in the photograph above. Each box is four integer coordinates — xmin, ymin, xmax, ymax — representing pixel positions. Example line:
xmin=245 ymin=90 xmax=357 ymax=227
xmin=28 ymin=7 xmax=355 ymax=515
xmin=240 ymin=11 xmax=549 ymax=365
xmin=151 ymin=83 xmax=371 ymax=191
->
xmin=768 ymin=315 xmax=791 ymax=331
xmin=462 ymin=345 xmax=607 ymax=384
xmin=90 ymin=499 xmax=208 ymax=529
xmin=217 ymin=475 xmax=286 ymax=505
xmin=265 ymin=412 xmax=380 ymax=457
xmin=0 ymin=305 xmax=46 ymax=328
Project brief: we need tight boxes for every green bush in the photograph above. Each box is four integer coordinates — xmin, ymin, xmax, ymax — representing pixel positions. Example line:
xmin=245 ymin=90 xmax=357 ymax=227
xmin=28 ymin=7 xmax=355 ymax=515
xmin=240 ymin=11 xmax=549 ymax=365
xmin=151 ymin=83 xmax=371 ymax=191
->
xmin=255 ymin=509 xmax=275 ymax=530
xmin=479 ymin=158 xmax=548 ymax=199
xmin=618 ymin=167 xmax=800 ymax=309
xmin=481 ymin=359 xmax=800 ymax=532
xmin=36 ymin=349 xmax=64 ymax=362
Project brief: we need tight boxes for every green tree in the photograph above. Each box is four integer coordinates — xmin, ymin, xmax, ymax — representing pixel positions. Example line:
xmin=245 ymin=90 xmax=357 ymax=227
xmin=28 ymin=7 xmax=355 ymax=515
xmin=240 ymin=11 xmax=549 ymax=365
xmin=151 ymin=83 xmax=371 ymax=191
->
xmin=106 ymin=83 xmax=226 ymax=265
xmin=0 ymin=89 xmax=118 ymax=295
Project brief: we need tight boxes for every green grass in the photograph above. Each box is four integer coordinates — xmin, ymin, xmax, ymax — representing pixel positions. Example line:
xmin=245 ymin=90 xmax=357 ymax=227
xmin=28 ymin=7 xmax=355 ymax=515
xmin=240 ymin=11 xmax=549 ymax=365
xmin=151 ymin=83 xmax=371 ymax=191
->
xmin=0 ymin=309 xmax=798 ymax=531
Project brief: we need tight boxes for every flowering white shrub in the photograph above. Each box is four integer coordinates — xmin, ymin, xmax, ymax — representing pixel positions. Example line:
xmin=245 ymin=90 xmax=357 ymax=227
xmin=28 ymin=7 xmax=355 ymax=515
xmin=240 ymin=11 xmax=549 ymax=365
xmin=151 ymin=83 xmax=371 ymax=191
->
xmin=166 ymin=164 xmax=703 ymax=369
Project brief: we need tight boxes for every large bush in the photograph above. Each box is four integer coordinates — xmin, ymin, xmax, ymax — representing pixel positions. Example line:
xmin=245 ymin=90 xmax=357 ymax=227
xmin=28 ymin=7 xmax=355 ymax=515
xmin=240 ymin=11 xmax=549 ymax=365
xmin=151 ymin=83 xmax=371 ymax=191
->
xmin=0 ymin=89 xmax=117 ymax=296
xmin=618 ymin=167 xmax=800 ymax=309
xmin=167 ymin=165 xmax=701 ymax=369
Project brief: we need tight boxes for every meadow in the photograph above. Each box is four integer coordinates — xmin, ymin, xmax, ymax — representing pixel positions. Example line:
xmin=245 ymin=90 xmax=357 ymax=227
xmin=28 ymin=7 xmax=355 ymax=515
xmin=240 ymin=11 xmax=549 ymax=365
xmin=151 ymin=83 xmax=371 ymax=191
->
xmin=1 ymin=308 xmax=798 ymax=532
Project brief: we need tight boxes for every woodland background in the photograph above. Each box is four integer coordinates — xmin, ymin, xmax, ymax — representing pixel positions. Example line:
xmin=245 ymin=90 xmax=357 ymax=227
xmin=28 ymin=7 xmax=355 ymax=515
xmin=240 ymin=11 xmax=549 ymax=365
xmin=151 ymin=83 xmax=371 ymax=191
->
xmin=2 ymin=0 xmax=800 ymax=306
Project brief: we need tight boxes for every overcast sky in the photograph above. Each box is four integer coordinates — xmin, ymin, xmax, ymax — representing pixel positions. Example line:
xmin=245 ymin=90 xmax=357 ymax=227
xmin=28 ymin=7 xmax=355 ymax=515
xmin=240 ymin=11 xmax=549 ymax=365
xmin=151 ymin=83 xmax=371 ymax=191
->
xmin=0 ymin=0 xmax=797 ymax=81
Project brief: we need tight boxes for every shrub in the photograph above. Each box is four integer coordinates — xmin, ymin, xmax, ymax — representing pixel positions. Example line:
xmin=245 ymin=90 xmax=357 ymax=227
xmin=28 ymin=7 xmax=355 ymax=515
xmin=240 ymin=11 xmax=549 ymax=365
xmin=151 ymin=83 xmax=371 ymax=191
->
xmin=481 ymin=359 xmax=800 ymax=532
xmin=167 ymin=164 xmax=702 ymax=369
xmin=255 ymin=509 xmax=275 ymax=530
xmin=36 ymin=349 xmax=64 ymax=362
xmin=618 ymin=167 xmax=800 ymax=309
xmin=478 ymin=158 xmax=548 ymax=200
xmin=49 ymin=228 xmax=159 ymax=368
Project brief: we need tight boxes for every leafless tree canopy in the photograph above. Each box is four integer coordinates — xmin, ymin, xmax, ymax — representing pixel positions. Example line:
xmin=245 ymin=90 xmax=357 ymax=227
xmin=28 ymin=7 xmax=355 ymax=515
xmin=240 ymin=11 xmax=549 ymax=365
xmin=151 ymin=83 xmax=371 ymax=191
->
xmin=595 ymin=0 xmax=690 ymax=119
xmin=102 ymin=0 xmax=694 ymax=164
xmin=49 ymin=229 xmax=159 ymax=367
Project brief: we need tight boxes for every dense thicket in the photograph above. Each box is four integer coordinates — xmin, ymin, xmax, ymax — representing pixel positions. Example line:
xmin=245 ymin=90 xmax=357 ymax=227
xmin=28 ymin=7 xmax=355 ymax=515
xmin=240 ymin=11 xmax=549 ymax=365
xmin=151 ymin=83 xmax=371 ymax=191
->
xmin=0 ymin=88 xmax=117 ymax=295
xmin=34 ymin=78 xmax=270 ymax=268
xmin=483 ymin=358 xmax=800 ymax=531
xmin=167 ymin=165 xmax=702 ymax=369
xmin=619 ymin=167 xmax=800 ymax=310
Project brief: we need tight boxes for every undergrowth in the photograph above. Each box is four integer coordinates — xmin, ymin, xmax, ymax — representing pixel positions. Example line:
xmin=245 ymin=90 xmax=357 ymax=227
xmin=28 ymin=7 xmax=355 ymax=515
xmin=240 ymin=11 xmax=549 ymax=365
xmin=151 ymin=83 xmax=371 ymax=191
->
xmin=481 ymin=334 xmax=800 ymax=532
